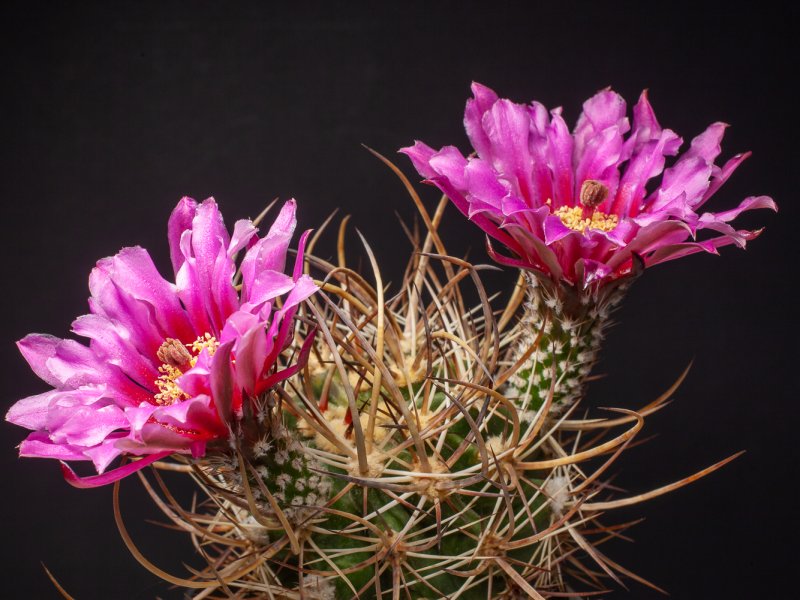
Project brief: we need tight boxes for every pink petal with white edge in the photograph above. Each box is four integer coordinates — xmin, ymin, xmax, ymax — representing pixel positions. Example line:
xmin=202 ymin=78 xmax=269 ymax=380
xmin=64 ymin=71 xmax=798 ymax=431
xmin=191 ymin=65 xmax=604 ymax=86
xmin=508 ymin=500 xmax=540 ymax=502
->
xmin=545 ymin=109 xmax=574 ymax=208
xmin=699 ymin=195 xmax=777 ymax=224
xmin=398 ymin=141 xmax=439 ymax=180
xmin=464 ymin=81 xmax=499 ymax=160
xmin=242 ymin=270 xmax=295 ymax=311
xmin=6 ymin=390 xmax=59 ymax=430
xmin=49 ymin=404 xmax=128 ymax=447
xmin=700 ymin=151 xmax=751 ymax=206
xmin=573 ymin=89 xmax=629 ymax=166
xmin=606 ymin=220 xmax=692 ymax=270
xmin=429 ymin=175 xmax=528 ymax=259
xmin=464 ymin=159 xmax=510 ymax=213
xmin=18 ymin=334 xmax=109 ymax=390
xmin=19 ymin=431 xmax=88 ymax=461
xmin=190 ymin=199 xmax=239 ymax=330
xmin=82 ymin=439 xmax=127 ymax=473
xmin=621 ymin=90 xmax=664 ymax=160
xmin=72 ymin=313 xmax=158 ymax=389
xmin=481 ymin=99 xmax=537 ymax=203
xmin=228 ymin=218 xmax=258 ymax=258
xmin=611 ymin=129 xmax=681 ymax=216
xmin=168 ymin=197 xmax=199 ymax=274
xmin=96 ymin=246 xmax=193 ymax=343
xmin=240 ymin=200 xmax=297 ymax=300
xmin=428 ymin=146 xmax=470 ymax=190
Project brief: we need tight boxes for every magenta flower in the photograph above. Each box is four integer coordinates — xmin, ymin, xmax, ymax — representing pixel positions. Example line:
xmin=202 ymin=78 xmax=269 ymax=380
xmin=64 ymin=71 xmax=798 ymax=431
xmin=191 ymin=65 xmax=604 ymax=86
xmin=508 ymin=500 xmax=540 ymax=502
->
xmin=401 ymin=83 xmax=776 ymax=287
xmin=6 ymin=198 xmax=318 ymax=487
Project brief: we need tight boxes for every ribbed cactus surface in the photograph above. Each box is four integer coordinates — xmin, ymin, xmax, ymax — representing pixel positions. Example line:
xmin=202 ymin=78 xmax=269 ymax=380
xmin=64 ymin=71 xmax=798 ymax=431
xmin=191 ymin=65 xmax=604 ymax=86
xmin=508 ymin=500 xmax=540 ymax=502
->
xmin=506 ymin=273 xmax=629 ymax=419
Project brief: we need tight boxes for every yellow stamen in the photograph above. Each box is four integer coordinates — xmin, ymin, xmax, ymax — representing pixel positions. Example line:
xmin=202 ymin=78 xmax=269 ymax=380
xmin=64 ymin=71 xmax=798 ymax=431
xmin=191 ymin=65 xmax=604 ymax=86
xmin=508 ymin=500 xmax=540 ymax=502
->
xmin=189 ymin=333 xmax=219 ymax=362
xmin=553 ymin=205 xmax=618 ymax=234
xmin=153 ymin=334 xmax=220 ymax=405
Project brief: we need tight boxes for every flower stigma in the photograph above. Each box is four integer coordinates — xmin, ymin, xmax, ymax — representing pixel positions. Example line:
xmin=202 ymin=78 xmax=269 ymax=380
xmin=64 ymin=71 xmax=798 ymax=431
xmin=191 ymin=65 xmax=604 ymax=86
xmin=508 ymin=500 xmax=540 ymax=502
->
xmin=579 ymin=179 xmax=609 ymax=208
xmin=154 ymin=334 xmax=220 ymax=405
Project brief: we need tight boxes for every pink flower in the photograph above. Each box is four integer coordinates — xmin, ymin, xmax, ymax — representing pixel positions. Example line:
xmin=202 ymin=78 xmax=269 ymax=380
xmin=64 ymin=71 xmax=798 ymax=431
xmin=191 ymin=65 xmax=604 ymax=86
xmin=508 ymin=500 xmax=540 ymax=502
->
xmin=401 ymin=83 xmax=777 ymax=288
xmin=6 ymin=198 xmax=318 ymax=486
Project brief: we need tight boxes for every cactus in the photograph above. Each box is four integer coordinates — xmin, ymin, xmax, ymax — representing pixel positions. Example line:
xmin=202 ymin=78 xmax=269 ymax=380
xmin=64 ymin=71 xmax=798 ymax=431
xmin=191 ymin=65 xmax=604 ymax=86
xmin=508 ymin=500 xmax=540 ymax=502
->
xmin=6 ymin=81 xmax=775 ymax=598
xmin=116 ymin=173 xmax=737 ymax=600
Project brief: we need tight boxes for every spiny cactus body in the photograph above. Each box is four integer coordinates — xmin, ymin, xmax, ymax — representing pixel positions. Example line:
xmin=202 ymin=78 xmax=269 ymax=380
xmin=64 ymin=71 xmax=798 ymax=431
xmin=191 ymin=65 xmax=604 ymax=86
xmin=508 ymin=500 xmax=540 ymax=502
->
xmin=120 ymin=188 xmax=727 ymax=600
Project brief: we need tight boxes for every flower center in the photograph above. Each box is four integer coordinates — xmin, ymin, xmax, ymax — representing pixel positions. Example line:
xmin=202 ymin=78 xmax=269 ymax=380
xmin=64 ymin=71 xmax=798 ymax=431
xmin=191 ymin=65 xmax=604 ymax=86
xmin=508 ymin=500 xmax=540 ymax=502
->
xmin=154 ymin=334 xmax=219 ymax=405
xmin=554 ymin=205 xmax=619 ymax=234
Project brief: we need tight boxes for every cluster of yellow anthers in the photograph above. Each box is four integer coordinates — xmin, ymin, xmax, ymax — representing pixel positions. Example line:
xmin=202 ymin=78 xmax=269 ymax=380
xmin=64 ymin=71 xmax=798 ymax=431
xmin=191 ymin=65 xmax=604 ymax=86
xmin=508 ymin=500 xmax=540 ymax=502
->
xmin=154 ymin=334 xmax=219 ymax=405
xmin=553 ymin=204 xmax=619 ymax=234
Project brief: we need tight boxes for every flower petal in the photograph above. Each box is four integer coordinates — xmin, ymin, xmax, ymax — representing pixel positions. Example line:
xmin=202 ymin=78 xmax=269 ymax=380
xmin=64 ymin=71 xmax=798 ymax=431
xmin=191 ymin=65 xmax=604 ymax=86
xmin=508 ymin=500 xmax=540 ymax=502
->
xmin=72 ymin=313 xmax=159 ymax=390
xmin=240 ymin=200 xmax=297 ymax=301
xmin=6 ymin=390 xmax=58 ymax=430
xmin=611 ymin=128 xmax=681 ymax=216
xmin=168 ymin=196 xmax=198 ymax=274
xmin=573 ymin=89 xmax=629 ymax=167
xmin=175 ymin=198 xmax=239 ymax=335
xmin=89 ymin=246 xmax=194 ymax=353
xmin=464 ymin=81 xmax=499 ymax=160
xmin=698 ymin=195 xmax=777 ymax=225
xmin=18 ymin=334 xmax=110 ymax=390
xmin=61 ymin=451 xmax=171 ymax=488
xmin=19 ymin=431 xmax=88 ymax=461
xmin=51 ymin=404 xmax=128 ymax=447
xmin=481 ymin=99 xmax=539 ymax=204
xmin=545 ymin=109 xmax=574 ymax=208
xmin=210 ymin=341 xmax=235 ymax=424
xmin=398 ymin=141 xmax=439 ymax=179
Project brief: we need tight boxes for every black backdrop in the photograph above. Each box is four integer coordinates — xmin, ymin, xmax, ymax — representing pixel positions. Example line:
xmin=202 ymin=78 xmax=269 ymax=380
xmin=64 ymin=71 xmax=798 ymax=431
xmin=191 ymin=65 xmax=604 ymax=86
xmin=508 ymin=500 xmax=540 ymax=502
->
xmin=1 ymin=2 xmax=796 ymax=598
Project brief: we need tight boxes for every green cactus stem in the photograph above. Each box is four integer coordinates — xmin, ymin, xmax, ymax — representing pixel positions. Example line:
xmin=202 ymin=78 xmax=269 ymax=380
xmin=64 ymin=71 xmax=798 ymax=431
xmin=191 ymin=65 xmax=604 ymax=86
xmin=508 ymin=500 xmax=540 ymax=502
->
xmin=505 ymin=272 xmax=632 ymax=420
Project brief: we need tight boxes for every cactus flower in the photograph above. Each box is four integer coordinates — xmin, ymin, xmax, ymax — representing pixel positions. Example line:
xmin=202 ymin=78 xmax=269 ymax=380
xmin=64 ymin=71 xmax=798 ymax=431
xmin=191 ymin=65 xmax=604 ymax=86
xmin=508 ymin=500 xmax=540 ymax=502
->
xmin=401 ymin=83 xmax=776 ymax=288
xmin=6 ymin=198 xmax=318 ymax=486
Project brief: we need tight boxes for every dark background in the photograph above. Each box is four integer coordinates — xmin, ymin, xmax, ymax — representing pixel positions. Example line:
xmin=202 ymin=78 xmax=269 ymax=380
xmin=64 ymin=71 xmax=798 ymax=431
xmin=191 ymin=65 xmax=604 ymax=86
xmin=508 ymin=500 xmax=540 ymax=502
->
xmin=1 ymin=2 xmax=796 ymax=598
